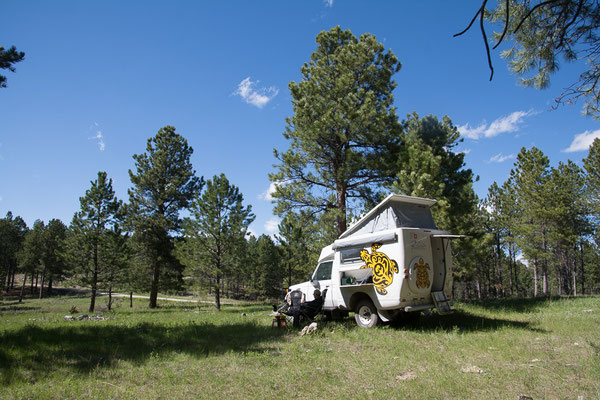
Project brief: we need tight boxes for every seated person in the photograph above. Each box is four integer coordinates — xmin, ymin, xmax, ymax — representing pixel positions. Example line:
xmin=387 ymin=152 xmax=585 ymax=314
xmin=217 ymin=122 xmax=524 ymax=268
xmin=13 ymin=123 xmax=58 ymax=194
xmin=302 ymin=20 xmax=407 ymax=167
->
xmin=300 ymin=289 xmax=324 ymax=317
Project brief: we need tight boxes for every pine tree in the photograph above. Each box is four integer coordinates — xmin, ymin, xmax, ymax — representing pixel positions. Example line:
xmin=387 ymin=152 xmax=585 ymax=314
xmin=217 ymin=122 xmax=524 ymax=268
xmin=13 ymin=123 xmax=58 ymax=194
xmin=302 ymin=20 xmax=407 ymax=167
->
xmin=65 ymin=171 xmax=124 ymax=312
xmin=177 ymin=174 xmax=253 ymax=310
xmin=271 ymin=26 xmax=402 ymax=238
xmin=128 ymin=126 xmax=202 ymax=308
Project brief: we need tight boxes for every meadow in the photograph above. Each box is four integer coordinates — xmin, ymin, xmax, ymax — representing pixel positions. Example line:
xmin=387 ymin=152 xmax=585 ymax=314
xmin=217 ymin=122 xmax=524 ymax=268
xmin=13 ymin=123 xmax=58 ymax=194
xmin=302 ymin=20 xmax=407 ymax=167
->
xmin=0 ymin=293 xmax=598 ymax=399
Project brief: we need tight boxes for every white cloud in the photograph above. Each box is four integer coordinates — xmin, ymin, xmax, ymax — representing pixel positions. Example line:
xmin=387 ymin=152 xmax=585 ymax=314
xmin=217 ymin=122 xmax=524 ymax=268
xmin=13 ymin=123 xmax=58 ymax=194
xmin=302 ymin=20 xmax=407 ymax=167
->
xmin=246 ymin=227 xmax=257 ymax=238
xmin=563 ymin=129 xmax=600 ymax=153
xmin=259 ymin=181 xmax=282 ymax=201
xmin=0 ymin=195 xmax=3 ymax=202
xmin=458 ymin=110 xmax=536 ymax=140
xmin=324 ymin=0 xmax=334 ymax=6
xmin=88 ymin=122 xmax=105 ymax=151
xmin=488 ymin=153 xmax=515 ymax=163
xmin=234 ymin=77 xmax=279 ymax=109
xmin=460 ymin=148 xmax=472 ymax=155
xmin=264 ymin=218 xmax=280 ymax=234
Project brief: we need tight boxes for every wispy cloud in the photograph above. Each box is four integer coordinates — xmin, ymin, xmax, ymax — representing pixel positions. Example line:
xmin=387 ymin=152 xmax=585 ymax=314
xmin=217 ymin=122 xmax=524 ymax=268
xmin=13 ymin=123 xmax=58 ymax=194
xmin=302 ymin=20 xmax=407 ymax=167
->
xmin=324 ymin=0 xmax=334 ymax=7
xmin=234 ymin=77 xmax=279 ymax=109
xmin=264 ymin=218 xmax=280 ymax=234
xmin=458 ymin=110 xmax=536 ymax=140
xmin=246 ymin=227 xmax=257 ymax=238
xmin=88 ymin=122 xmax=105 ymax=151
xmin=488 ymin=153 xmax=515 ymax=163
xmin=259 ymin=181 xmax=282 ymax=201
xmin=563 ymin=129 xmax=600 ymax=153
xmin=0 ymin=195 xmax=3 ymax=202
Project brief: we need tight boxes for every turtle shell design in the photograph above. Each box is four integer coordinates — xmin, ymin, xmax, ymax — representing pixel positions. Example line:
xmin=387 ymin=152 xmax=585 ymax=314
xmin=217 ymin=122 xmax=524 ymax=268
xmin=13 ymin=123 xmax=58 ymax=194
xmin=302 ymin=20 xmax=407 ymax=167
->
xmin=414 ymin=258 xmax=431 ymax=289
xmin=360 ymin=243 xmax=399 ymax=295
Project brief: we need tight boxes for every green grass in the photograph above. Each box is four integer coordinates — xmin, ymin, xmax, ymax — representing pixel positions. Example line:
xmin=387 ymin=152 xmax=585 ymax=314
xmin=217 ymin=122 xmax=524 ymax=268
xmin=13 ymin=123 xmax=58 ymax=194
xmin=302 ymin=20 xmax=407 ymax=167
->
xmin=1 ymin=294 xmax=599 ymax=399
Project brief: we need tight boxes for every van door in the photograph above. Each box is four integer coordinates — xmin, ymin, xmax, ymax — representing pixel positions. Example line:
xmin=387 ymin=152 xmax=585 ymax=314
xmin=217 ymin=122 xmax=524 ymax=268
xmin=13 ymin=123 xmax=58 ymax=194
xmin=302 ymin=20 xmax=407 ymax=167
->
xmin=311 ymin=260 xmax=333 ymax=308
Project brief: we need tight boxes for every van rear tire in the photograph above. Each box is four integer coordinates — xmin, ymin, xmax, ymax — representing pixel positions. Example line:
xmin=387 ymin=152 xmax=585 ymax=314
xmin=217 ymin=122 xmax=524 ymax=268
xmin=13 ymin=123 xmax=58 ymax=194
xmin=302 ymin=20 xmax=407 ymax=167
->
xmin=354 ymin=299 xmax=379 ymax=328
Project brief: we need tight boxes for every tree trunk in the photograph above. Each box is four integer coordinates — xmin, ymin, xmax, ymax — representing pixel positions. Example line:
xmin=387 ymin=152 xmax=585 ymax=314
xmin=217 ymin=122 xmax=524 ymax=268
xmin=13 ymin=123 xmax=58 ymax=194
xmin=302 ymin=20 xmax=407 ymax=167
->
xmin=149 ymin=260 xmax=161 ymax=309
xmin=580 ymin=241 xmax=585 ymax=295
xmin=90 ymin=285 xmax=97 ymax=313
xmin=508 ymin=245 xmax=514 ymax=296
xmin=10 ymin=267 xmax=16 ymax=289
xmin=108 ymin=286 xmax=112 ymax=311
xmin=47 ymin=277 xmax=53 ymax=296
xmin=542 ymin=230 xmax=548 ymax=295
xmin=335 ymin=186 xmax=347 ymax=237
xmin=18 ymin=271 xmax=28 ymax=303
xmin=130 ymin=291 xmax=133 ymax=308
xmin=215 ymin=274 xmax=221 ymax=311
xmin=513 ymin=244 xmax=519 ymax=296
xmin=533 ymin=258 xmax=538 ymax=297
xmin=38 ymin=268 xmax=46 ymax=299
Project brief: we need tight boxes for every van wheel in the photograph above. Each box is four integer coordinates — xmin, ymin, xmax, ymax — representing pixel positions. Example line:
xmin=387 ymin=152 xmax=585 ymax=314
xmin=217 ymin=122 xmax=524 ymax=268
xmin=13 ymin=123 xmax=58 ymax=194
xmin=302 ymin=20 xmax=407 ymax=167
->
xmin=354 ymin=299 xmax=379 ymax=328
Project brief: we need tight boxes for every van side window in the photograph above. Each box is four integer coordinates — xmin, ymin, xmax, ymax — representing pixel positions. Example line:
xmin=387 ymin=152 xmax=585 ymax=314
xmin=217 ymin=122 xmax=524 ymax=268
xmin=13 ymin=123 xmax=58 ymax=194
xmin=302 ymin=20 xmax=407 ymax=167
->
xmin=340 ymin=247 xmax=362 ymax=263
xmin=315 ymin=261 xmax=333 ymax=280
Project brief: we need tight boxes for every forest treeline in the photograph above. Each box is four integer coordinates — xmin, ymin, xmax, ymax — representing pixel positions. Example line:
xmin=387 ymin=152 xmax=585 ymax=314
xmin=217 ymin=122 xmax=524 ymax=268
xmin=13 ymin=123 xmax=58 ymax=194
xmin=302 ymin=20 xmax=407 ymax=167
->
xmin=1 ymin=27 xmax=599 ymax=311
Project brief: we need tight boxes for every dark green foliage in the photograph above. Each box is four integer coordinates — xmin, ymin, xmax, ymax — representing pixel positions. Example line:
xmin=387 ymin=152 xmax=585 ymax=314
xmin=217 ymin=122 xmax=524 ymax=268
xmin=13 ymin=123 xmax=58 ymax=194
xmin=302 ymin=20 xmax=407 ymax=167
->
xmin=271 ymin=26 xmax=402 ymax=237
xmin=0 ymin=212 xmax=27 ymax=292
xmin=64 ymin=171 xmax=125 ymax=312
xmin=254 ymin=235 xmax=284 ymax=299
xmin=390 ymin=113 xmax=480 ymax=298
xmin=42 ymin=219 xmax=68 ymax=295
xmin=128 ymin=126 xmax=202 ymax=308
xmin=177 ymin=173 xmax=254 ymax=309
xmin=0 ymin=45 xmax=25 ymax=88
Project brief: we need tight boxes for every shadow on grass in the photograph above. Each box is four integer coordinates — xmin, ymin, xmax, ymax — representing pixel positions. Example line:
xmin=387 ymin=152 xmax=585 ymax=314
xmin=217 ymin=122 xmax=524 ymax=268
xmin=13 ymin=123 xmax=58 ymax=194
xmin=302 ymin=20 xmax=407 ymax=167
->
xmin=314 ymin=309 xmax=546 ymax=334
xmin=460 ymin=295 xmax=568 ymax=313
xmin=0 ymin=320 xmax=286 ymax=384
xmin=0 ymin=305 xmax=41 ymax=312
xmin=405 ymin=309 xmax=547 ymax=333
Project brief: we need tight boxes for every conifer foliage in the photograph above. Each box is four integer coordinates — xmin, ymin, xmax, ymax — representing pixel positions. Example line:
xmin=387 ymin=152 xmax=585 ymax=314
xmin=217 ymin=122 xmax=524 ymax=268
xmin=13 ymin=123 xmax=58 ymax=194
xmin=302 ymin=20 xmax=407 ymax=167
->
xmin=127 ymin=126 xmax=203 ymax=308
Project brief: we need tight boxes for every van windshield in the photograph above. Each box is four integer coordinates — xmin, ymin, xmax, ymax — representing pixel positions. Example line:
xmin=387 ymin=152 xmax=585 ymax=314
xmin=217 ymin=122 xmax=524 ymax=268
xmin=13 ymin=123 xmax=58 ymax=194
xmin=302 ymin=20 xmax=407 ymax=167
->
xmin=315 ymin=261 xmax=333 ymax=280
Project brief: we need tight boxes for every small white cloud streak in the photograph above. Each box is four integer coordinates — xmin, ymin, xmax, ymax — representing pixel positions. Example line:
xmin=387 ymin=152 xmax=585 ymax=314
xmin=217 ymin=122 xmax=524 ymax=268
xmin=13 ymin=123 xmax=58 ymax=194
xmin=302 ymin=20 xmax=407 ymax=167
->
xmin=88 ymin=123 xmax=106 ymax=151
xmin=0 ymin=195 xmax=3 ymax=202
xmin=234 ymin=77 xmax=279 ymax=109
xmin=458 ymin=110 xmax=535 ymax=140
xmin=246 ymin=227 xmax=257 ymax=238
xmin=488 ymin=153 xmax=515 ymax=163
xmin=259 ymin=181 xmax=282 ymax=201
xmin=324 ymin=0 xmax=334 ymax=6
xmin=563 ymin=129 xmax=600 ymax=153
xmin=264 ymin=218 xmax=280 ymax=234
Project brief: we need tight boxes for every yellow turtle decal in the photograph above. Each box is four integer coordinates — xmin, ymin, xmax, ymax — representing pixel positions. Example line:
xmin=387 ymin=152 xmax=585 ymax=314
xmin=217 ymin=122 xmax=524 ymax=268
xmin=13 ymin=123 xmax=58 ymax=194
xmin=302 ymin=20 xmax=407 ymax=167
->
xmin=414 ymin=258 xmax=431 ymax=289
xmin=360 ymin=243 xmax=399 ymax=295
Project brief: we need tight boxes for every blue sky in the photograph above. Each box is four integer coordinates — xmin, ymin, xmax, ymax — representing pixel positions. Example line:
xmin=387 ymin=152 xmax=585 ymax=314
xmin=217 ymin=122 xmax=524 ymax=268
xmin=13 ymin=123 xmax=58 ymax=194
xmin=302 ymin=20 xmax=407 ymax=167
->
xmin=1 ymin=0 xmax=598 ymax=237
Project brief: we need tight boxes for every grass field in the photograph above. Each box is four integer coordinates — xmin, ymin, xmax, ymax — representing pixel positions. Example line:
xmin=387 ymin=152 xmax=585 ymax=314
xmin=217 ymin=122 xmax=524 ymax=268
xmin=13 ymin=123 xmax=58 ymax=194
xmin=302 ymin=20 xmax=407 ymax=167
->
xmin=0 ymin=293 xmax=598 ymax=399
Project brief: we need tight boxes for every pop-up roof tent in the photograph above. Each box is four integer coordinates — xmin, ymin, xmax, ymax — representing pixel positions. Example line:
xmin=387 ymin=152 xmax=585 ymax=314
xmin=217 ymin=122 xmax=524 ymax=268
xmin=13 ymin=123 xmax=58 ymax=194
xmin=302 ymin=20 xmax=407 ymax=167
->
xmin=332 ymin=194 xmax=438 ymax=250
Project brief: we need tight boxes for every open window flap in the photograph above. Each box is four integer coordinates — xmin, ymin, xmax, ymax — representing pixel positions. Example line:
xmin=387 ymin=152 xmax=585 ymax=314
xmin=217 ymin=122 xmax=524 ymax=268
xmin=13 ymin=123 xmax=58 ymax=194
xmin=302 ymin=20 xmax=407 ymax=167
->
xmin=430 ymin=234 xmax=467 ymax=239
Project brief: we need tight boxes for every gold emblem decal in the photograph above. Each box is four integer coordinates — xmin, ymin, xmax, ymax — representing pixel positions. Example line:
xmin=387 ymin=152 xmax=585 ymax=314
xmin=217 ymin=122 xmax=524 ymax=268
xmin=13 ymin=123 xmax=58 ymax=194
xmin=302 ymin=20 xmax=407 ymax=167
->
xmin=360 ymin=243 xmax=399 ymax=295
xmin=414 ymin=258 xmax=431 ymax=289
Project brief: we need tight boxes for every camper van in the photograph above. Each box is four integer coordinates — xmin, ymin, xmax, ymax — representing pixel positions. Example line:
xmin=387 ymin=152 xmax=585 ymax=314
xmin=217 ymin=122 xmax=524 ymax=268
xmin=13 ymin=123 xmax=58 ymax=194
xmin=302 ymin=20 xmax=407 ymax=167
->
xmin=288 ymin=194 xmax=461 ymax=328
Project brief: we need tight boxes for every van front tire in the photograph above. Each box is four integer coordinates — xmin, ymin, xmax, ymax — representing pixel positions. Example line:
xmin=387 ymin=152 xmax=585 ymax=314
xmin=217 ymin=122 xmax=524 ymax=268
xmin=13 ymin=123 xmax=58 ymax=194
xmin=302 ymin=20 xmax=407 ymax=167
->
xmin=354 ymin=299 xmax=379 ymax=328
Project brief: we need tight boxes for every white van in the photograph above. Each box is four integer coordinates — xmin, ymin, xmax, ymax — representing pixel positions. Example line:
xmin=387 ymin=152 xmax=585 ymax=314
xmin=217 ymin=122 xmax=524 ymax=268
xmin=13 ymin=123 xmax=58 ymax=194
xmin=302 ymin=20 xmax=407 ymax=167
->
xmin=288 ymin=194 xmax=461 ymax=328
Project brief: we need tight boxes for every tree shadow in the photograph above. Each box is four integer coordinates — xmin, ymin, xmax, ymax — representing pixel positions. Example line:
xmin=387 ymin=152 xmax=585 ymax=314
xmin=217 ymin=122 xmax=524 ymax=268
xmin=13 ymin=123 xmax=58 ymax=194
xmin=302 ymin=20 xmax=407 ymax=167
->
xmin=461 ymin=296 xmax=570 ymax=313
xmin=0 ymin=305 xmax=41 ymax=312
xmin=0 ymin=320 xmax=287 ymax=385
xmin=314 ymin=309 xmax=546 ymax=334
xmin=403 ymin=309 xmax=548 ymax=333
